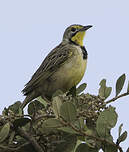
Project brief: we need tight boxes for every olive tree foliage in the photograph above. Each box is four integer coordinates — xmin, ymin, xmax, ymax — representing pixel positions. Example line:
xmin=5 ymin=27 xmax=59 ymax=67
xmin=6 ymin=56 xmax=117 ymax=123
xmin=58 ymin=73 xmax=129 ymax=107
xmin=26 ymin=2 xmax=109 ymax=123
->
xmin=0 ymin=74 xmax=129 ymax=152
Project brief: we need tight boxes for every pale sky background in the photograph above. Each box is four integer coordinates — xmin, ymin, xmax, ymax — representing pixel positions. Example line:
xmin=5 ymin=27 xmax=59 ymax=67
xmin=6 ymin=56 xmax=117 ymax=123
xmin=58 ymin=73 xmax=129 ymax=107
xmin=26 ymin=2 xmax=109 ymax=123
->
xmin=0 ymin=0 xmax=129 ymax=151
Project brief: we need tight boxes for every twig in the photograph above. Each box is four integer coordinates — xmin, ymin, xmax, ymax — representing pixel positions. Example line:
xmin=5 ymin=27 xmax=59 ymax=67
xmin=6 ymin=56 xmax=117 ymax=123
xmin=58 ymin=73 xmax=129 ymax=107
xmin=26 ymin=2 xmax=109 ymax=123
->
xmin=106 ymin=92 xmax=129 ymax=104
xmin=70 ymin=123 xmax=123 ymax=152
xmin=17 ymin=127 xmax=44 ymax=152
xmin=60 ymin=116 xmax=123 ymax=152
xmin=35 ymin=114 xmax=55 ymax=122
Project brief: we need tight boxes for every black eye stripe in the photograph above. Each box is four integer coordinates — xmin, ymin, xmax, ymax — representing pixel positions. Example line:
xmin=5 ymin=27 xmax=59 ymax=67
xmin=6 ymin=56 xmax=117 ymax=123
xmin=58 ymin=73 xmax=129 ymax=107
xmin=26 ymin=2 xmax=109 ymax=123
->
xmin=71 ymin=27 xmax=76 ymax=32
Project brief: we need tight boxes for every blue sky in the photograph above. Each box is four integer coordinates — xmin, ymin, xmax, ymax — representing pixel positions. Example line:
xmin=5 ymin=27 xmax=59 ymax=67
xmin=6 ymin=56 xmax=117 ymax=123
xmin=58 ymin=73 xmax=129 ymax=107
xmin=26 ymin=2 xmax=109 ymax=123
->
xmin=0 ymin=0 xmax=129 ymax=151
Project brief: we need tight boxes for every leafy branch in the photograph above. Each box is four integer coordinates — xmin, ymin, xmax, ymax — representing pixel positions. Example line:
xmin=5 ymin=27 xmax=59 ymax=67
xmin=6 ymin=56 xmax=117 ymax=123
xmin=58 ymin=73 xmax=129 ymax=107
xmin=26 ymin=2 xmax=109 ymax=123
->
xmin=17 ymin=128 xmax=44 ymax=152
xmin=106 ymin=92 xmax=129 ymax=104
xmin=60 ymin=115 xmax=123 ymax=152
xmin=0 ymin=74 xmax=129 ymax=152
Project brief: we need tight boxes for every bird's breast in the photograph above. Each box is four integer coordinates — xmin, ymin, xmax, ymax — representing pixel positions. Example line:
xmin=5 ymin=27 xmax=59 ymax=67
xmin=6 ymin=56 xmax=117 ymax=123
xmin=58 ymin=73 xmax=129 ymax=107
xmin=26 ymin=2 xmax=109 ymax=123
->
xmin=51 ymin=45 xmax=87 ymax=91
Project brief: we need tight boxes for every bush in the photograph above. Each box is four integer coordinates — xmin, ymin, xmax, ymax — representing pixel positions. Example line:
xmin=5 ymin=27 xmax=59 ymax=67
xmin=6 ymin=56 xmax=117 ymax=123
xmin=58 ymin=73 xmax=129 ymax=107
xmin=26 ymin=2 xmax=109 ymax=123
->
xmin=0 ymin=74 xmax=128 ymax=152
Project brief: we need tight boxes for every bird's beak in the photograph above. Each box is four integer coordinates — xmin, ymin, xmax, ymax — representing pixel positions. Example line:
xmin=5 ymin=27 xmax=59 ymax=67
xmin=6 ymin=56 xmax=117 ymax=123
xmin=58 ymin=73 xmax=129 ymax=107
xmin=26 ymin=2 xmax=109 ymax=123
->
xmin=79 ymin=25 xmax=92 ymax=32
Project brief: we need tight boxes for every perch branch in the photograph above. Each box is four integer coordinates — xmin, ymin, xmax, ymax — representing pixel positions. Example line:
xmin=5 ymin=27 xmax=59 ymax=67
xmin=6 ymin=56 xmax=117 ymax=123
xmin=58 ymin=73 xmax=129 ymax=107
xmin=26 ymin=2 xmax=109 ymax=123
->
xmin=106 ymin=92 xmax=129 ymax=104
xmin=60 ymin=116 xmax=123 ymax=152
xmin=17 ymin=127 xmax=44 ymax=152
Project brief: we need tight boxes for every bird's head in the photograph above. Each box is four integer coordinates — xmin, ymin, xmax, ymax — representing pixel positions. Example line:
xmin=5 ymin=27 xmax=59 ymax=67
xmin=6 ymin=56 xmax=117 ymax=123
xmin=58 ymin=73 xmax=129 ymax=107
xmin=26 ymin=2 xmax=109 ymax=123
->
xmin=63 ymin=24 xmax=92 ymax=46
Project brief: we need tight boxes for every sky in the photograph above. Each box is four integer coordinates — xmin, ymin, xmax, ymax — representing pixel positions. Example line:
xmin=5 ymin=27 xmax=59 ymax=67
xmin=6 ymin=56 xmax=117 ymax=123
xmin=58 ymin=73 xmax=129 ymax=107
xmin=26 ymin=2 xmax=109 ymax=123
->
xmin=0 ymin=0 xmax=129 ymax=151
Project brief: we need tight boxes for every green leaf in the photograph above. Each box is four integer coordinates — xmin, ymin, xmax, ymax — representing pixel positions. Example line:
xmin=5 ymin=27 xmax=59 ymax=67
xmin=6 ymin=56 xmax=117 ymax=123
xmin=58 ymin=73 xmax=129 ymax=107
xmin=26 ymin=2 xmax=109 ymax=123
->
xmin=96 ymin=106 xmax=118 ymax=139
xmin=59 ymin=118 xmax=85 ymax=134
xmin=0 ymin=123 xmax=10 ymax=143
xmin=52 ymin=96 xmax=62 ymax=118
xmin=105 ymin=87 xmax=112 ymax=99
xmin=36 ymin=96 xmax=47 ymax=107
xmin=99 ymin=85 xmax=105 ymax=98
xmin=59 ymin=127 xmax=78 ymax=134
xmin=76 ymin=83 xmax=87 ymax=94
xmin=43 ymin=118 xmax=62 ymax=129
xmin=127 ymin=81 xmax=129 ymax=93
xmin=99 ymin=79 xmax=112 ymax=99
xmin=75 ymin=143 xmax=98 ymax=152
xmin=116 ymin=73 xmax=126 ymax=96
xmin=13 ymin=118 xmax=31 ymax=128
xmin=40 ymin=118 xmax=62 ymax=134
xmin=102 ymin=144 xmax=117 ymax=152
xmin=60 ymin=102 xmax=77 ymax=122
xmin=8 ymin=101 xmax=22 ymax=114
xmin=117 ymin=131 xmax=127 ymax=145
xmin=55 ymin=135 xmax=77 ymax=152
xmin=99 ymin=79 xmax=106 ymax=86
xmin=28 ymin=100 xmax=44 ymax=115
xmin=85 ymin=129 xmax=96 ymax=136
xmin=118 ymin=123 xmax=123 ymax=137
xmin=18 ymin=108 xmax=23 ymax=116
xmin=74 ymin=117 xmax=85 ymax=131
xmin=28 ymin=102 xmax=34 ymax=115
xmin=99 ymin=79 xmax=106 ymax=98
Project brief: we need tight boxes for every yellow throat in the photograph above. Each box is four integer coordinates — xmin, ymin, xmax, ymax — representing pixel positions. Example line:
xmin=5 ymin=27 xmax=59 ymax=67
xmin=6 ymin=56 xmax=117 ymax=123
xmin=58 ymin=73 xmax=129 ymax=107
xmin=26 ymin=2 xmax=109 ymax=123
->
xmin=71 ymin=30 xmax=86 ymax=46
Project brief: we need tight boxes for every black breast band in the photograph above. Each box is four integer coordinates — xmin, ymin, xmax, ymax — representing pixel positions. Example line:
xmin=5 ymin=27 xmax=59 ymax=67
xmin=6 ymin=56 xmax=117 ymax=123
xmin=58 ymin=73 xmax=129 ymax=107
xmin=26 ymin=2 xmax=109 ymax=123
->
xmin=81 ymin=46 xmax=88 ymax=59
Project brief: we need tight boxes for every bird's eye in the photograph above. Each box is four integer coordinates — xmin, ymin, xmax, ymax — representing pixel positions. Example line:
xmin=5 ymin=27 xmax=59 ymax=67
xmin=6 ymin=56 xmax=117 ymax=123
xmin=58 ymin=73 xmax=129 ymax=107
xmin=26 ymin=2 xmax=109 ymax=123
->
xmin=71 ymin=27 xmax=76 ymax=32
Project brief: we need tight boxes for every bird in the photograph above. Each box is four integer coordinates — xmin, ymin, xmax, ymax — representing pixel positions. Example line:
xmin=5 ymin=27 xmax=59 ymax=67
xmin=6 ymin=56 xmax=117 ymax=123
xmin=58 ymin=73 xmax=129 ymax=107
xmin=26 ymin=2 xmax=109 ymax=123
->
xmin=21 ymin=24 xmax=92 ymax=109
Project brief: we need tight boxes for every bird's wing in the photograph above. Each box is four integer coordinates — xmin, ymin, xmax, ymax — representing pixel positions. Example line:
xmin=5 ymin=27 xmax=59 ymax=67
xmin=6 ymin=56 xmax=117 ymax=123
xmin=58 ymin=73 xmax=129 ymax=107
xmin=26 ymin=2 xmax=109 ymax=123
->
xmin=22 ymin=43 xmax=74 ymax=95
